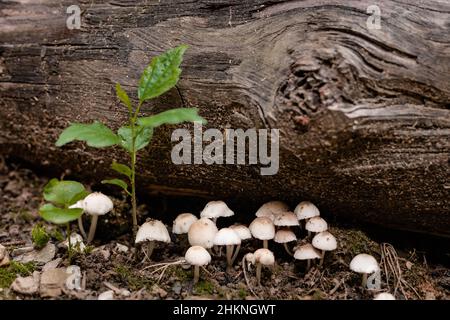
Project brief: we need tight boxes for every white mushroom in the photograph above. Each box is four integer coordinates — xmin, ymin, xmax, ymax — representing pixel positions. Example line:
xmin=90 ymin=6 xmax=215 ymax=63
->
xmin=312 ymin=231 xmax=337 ymax=265
xmin=83 ymin=192 xmax=113 ymax=243
xmin=274 ymin=228 xmax=297 ymax=256
xmin=255 ymin=201 xmax=289 ymax=221
xmin=294 ymin=243 xmax=321 ymax=271
xmin=173 ymin=213 xmax=198 ymax=235
xmin=200 ymin=200 xmax=234 ymax=223
xmin=249 ymin=217 xmax=275 ymax=249
xmin=229 ymin=224 xmax=252 ymax=265
xmin=273 ymin=212 xmax=299 ymax=227
xmin=185 ymin=246 xmax=211 ymax=284
xmin=373 ymin=292 xmax=396 ymax=300
xmin=349 ymin=253 xmax=380 ymax=288
xmin=187 ymin=218 xmax=218 ymax=249
xmin=294 ymin=201 xmax=320 ymax=221
xmin=305 ymin=216 xmax=328 ymax=236
xmin=213 ymin=228 xmax=241 ymax=271
xmin=254 ymin=248 xmax=275 ymax=286
xmin=135 ymin=219 xmax=171 ymax=260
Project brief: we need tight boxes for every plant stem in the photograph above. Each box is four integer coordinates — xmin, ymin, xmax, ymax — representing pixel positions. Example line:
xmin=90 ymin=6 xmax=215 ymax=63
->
xmin=362 ymin=273 xmax=368 ymax=288
xmin=67 ymin=223 xmax=72 ymax=263
xmin=256 ymin=262 xmax=262 ymax=286
xmin=147 ymin=241 xmax=155 ymax=261
xmin=263 ymin=239 xmax=268 ymax=249
xmin=77 ymin=216 xmax=87 ymax=239
xmin=230 ymin=243 xmax=241 ymax=266
xmin=306 ymin=259 xmax=311 ymax=271
xmin=193 ymin=265 xmax=200 ymax=284
xmin=226 ymin=245 xmax=233 ymax=272
xmin=87 ymin=215 xmax=99 ymax=243
xmin=319 ymin=250 xmax=325 ymax=266
xmin=283 ymin=243 xmax=294 ymax=256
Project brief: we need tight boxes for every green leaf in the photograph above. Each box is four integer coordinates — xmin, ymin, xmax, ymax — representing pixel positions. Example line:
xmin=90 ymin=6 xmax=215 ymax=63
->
xmin=111 ymin=162 xmax=132 ymax=179
xmin=116 ymin=83 xmax=132 ymax=112
xmin=138 ymin=45 xmax=188 ymax=102
xmin=43 ymin=179 xmax=87 ymax=207
xmin=118 ymin=125 xmax=153 ymax=153
xmin=101 ymin=179 xmax=130 ymax=194
xmin=137 ymin=108 xmax=206 ymax=128
xmin=55 ymin=121 xmax=120 ymax=148
xmin=39 ymin=204 xmax=83 ymax=224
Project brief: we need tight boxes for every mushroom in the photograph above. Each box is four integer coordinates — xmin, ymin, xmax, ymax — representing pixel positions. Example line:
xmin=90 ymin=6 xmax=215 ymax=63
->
xmin=83 ymin=192 xmax=113 ymax=243
xmin=135 ymin=219 xmax=171 ymax=261
xmin=254 ymin=248 xmax=275 ymax=286
xmin=249 ymin=217 xmax=275 ymax=249
xmin=185 ymin=246 xmax=211 ymax=284
xmin=294 ymin=243 xmax=321 ymax=271
xmin=0 ymin=244 xmax=10 ymax=267
xmin=213 ymin=228 xmax=241 ymax=272
xmin=69 ymin=200 xmax=87 ymax=239
xmin=373 ymin=292 xmax=396 ymax=300
xmin=349 ymin=253 xmax=380 ymax=288
xmin=274 ymin=229 xmax=297 ymax=256
xmin=305 ymin=216 xmax=328 ymax=237
xmin=187 ymin=218 xmax=218 ymax=250
xmin=255 ymin=201 xmax=289 ymax=221
xmin=200 ymin=200 xmax=234 ymax=223
xmin=172 ymin=213 xmax=198 ymax=249
xmin=312 ymin=231 xmax=337 ymax=265
xmin=294 ymin=201 xmax=320 ymax=222
xmin=229 ymin=224 xmax=252 ymax=264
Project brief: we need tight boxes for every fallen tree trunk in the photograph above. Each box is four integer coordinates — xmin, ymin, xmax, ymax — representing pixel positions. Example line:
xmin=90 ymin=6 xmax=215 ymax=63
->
xmin=1 ymin=1 xmax=449 ymax=236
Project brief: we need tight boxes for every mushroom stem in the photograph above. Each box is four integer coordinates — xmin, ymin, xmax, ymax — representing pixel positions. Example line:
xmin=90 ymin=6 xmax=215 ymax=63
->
xmin=226 ymin=245 xmax=233 ymax=271
xmin=78 ymin=217 xmax=87 ymax=239
xmin=283 ymin=243 xmax=294 ymax=256
xmin=306 ymin=259 xmax=311 ymax=271
xmin=263 ymin=239 xmax=268 ymax=249
xmin=308 ymin=231 xmax=311 ymax=238
xmin=319 ymin=250 xmax=325 ymax=266
xmin=193 ymin=265 xmax=200 ymax=284
xmin=146 ymin=241 xmax=155 ymax=260
xmin=230 ymin=243 xmax=241 ymax=265
xmin=87 ymin=215 xmax=98 ymax=243
xmin=362 ymin=273 xmax=368 ymax=288
xmin=256 ymin=262 xmax=262 ymax=286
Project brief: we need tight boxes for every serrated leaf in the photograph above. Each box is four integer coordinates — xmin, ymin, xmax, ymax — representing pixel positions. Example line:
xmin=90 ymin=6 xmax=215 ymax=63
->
xmin=138 ymin=45 xmax=188 ymax=102
xmin=118 ymin=125 xmax=153 ymax=153
xmin=101 ymin=179 xmax=129 ymax=194
xmin=43 ymin=179 xmax=87 ymax=207
xmin=116 ymin=83 xmax=132 ymax=112
xmin=137 ymin=108 xmax=206 ymax=128
xmin=55 ymin=121 xmax=120 ymax=148
xmin=111 ymin=162 xmax=132 ymax=179
xmin=39 ymin=204 xmax=83 ymax=224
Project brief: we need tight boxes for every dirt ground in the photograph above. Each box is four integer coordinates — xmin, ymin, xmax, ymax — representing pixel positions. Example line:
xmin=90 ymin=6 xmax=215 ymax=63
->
xmin=0 ymin=159 xmax=448 ymax=300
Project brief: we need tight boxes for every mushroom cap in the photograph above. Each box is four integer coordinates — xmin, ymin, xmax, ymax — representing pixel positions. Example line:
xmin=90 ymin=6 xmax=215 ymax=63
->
xmin=254 ymin=248 xmax=275 ymax=266
xmin=312 ymin=231 xmax=337 ymax=251
xmin=229 ymin=224 xmax=252 ymax=240
xmin=350 ymin=254 xmax=380 ymax=274
xmin=200 ymin=200 xmax=234 ymax=219
xmin=305 ymin=217 xmax=328 ymax=233
xmin=295 ymin=201 xmax=320 ymax=220
xmin=69 ymin=200 xmax=84 ymax=210
xmin=255 ymin=201 xmax=289 ymax=221
xmin=188 ymin=218 xmax=218 ymax=248
xmin=185 ymin=246 xmax=211 ymax=266
xmin=83 ymin=192 xmax=113 ymax=216
xmin=249 ymin=217 xmax=275 ymax=240
xmin=373 ymin=293 xmax=396 ymax=300
xmin=273 ymin=212 xmax=299 ymax=227
xmin=213 ymin=228 xmax=241 ymax=246
xmin=274 ymin=229 xmax=297 ymax=243
xmin=294 ymin=244 xmax=321 ymax=260
xmin=172 ymin=213 xmax=198 ymax=234
xmin=245 ymin=253 xmax=256 ymax=265
xmin=135 ymin=220 xmax=171 ymax=244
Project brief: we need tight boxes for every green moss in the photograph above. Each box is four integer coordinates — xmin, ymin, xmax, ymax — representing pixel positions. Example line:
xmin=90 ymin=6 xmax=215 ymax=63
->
xmin=171 ymin=267 xmax=190 ymax=281
xmin=115 ymin=265 xmax=153 ymax=291
xmin=238 ymin=288 xmax=248 ymax=299
xmin=0 ymin=261 xmax=36 ymax=288
xmin=194 ymin=280 xmax=215 ymax=295
xmin=31 ymin=225 xmax=50 ymax=249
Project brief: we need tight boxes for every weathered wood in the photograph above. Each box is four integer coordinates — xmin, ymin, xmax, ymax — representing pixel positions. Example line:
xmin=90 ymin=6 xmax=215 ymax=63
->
xmin=0 ymin=1 xmax=449 ymax=236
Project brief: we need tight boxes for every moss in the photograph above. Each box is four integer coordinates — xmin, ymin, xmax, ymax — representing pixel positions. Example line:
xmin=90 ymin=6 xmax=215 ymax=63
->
xmin=170 ymin=267 xmax=191 ymax=281
xmin=31 ymin=225 xmax=50 ymax=249
xmin=238 ymin=288 xmax=248 ymax=299
xmin=0 ymin=261 xmax=36 ymax=288
xmin=115 ymin=265 xmax=153 ymax=291
xmin=194 ymin=280 xmax=215 ymax=295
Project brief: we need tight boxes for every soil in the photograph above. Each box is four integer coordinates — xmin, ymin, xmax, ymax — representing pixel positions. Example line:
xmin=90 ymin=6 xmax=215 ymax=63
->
xmin=0 ymin=159 xmax=449 ymax=300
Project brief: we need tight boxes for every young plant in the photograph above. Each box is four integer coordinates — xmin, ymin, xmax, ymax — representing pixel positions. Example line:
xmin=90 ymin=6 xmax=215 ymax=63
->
xmin=38 ymin=178 xmax=88 ymax=261
xmin=31 ymin=225 xmax=50 ymax=249
xmin=55 ymin=45 xmax=205 ymax=235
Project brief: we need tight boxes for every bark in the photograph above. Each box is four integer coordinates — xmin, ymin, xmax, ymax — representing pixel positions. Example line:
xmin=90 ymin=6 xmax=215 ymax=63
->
xmin=0 ymin=1 xmax=449 ymax=236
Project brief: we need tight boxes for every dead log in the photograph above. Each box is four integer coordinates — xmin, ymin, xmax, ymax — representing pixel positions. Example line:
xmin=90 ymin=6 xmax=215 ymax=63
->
xmin=0 ymin=0 xmax=449 ymax=236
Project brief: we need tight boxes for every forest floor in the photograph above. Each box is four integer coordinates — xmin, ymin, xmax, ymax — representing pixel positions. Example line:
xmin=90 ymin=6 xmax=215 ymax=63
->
xmin=0 ymin=159 xmax=449 ymax=300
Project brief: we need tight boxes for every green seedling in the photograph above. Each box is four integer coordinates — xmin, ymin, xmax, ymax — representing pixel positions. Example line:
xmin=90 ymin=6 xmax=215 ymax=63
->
xmin=55 ymin=45 xmax=206 ymax=235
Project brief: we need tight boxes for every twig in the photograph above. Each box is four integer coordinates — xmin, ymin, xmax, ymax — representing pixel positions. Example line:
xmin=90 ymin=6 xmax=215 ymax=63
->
xmin=242 ymin=256 xmax=259 ymax=298
xmin=140 ymin=259 xmax=185 ymax=272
